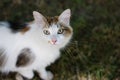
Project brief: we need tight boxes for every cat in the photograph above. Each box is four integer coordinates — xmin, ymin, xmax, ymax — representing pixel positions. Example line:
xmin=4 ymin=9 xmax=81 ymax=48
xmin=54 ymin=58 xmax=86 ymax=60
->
xmin=0 ymin=9 xmax=73 ymax=80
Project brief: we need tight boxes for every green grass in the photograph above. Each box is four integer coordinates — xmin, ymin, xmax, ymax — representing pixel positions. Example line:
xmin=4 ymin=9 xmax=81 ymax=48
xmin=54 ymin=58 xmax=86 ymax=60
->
xmin=0 ymin=0 xmax=120 ymax=80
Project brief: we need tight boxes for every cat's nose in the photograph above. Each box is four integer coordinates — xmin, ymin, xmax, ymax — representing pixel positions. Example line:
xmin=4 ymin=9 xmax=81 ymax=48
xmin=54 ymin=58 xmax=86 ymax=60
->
xmin=51 ymin=39 xmax=57 ymax=44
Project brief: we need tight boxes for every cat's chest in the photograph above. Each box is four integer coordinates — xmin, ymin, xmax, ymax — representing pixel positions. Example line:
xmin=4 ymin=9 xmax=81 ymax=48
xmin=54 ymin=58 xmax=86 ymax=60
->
xmin=31 ymin=45 xmax=60 ymax=65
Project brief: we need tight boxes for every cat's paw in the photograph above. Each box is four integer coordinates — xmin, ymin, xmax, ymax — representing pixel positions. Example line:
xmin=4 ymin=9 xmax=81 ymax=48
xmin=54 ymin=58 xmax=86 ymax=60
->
xmin=47 ymin=71 xmax=53 ymax=80
xmin=41 ymin=71 xmax=53 ymax=80
xmin=16 ymin=73 xmax=23 ymax=80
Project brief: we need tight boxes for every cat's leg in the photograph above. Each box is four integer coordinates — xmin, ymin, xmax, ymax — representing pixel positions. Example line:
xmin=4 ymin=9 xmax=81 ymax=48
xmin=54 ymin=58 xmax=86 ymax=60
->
xmin=16 ymin=70 xmax=34 ymax=80
xmin=37 ymin=68 xmax=53 ymax=80
xmin=16 ymin=73 xmax=23 ymax=80
xmin=16 ymin=73 xmax=32 ymax=80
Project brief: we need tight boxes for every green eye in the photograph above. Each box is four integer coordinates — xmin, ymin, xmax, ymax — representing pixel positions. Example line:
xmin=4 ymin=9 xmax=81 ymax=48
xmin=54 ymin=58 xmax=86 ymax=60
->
xmin=43 ymin=30 xmax=50 ymax=35
xmin=58 ymin=29 xmax=64 ymax=34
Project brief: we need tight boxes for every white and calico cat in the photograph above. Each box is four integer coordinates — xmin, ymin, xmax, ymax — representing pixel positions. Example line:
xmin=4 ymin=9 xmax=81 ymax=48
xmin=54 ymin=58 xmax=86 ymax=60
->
xmin=0 ymin=9 xmax=73 ymax=80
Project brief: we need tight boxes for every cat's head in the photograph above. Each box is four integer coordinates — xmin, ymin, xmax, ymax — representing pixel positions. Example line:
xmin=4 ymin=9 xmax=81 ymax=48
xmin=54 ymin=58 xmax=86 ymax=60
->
xmin=33 ymin=9 xmax=73 ymax=47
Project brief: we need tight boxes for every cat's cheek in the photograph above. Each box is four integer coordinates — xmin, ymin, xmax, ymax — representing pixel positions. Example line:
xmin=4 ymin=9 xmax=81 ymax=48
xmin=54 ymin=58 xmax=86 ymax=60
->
xmin=59 ymin=35 xmax=65 ymax=42
xmin=48 ymin=41 xmax=52 ymax=44
xmin=43 ymin=36 xmax=51 ymax=43
xmin=55 ymin=38 xmax=64 ymax=45
xmin=56 ymin=42 xmax=62 ymax=45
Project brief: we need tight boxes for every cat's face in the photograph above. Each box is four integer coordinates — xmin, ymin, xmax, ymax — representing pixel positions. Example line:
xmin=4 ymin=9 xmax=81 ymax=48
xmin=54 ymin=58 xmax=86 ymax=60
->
xmin=33 ymin=9 xmax=73 ymax=46
xmin=42 ymin=21 xmax=72 ymax=45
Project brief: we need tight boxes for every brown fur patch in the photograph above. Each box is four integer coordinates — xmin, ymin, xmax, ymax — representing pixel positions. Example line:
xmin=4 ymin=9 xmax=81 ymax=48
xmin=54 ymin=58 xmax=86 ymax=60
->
xmin=46 ymin=16 xmax=58 ymax=25
xmin=16 ymin=48 xmax=35 ymax=67
xmin=60 ymin=23 xmax=73 ymax=37
xmin=0 ymin=49 xmax=6 ymax=67
xmin=21 ymin=27 xmax=30 ymax=34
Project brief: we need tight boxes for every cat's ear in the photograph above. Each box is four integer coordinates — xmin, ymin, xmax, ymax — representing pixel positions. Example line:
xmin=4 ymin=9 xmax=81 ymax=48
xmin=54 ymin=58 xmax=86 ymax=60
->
xmin=33 ymin=11 xmax=46 ymax=27
xmin=59 ymin=9 xmax=71 ymax=26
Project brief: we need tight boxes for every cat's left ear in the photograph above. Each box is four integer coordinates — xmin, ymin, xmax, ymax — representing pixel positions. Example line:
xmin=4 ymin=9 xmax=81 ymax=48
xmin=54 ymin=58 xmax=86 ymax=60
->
xmin=59 ymin=9 xmax=71 ymax=26
xmin=33 ymin=11 xmax=46 ymax=27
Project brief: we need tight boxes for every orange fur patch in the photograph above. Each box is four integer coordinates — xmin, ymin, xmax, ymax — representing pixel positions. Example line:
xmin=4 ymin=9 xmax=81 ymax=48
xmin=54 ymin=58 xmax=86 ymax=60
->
xmin=21 ymin=27 xmax=30 ymax=34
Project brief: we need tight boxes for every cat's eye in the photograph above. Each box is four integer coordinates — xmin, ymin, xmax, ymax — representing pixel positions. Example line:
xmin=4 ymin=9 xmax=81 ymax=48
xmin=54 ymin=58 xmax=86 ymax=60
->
xmin=43 ymin=30 xmax=50 ymax=35
xmin=58 ymin=29 xmax=64 ymax=34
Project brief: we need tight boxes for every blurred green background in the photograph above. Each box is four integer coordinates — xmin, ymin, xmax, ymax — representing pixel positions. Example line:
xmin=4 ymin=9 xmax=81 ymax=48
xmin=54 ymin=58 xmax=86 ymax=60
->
xmin=0 ymin=0 xmax=120 ymax=80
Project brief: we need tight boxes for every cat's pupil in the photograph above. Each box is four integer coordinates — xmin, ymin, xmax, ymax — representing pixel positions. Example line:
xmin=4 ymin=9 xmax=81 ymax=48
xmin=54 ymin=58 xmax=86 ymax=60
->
xmin=58 ymin=29 xmax=64 ymax=34
xmin=43 ymin=30 xmax=50 ymax=35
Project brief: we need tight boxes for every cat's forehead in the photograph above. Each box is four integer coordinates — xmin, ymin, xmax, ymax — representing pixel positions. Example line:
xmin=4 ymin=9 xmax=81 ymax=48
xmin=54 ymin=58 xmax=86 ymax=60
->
xmin=46 ymin=16 xmax=59 ymax=26
xmin=44 ymin=16 xmax=70 ymax=30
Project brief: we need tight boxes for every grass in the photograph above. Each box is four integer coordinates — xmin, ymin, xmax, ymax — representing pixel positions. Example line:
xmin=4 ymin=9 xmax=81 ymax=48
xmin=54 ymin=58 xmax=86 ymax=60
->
xmin=0 ymin=0 xmax=120 ymax=80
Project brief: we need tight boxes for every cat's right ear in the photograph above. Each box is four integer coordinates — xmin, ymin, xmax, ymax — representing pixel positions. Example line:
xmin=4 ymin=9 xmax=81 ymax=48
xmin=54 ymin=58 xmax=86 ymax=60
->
xmin=59 ymin=9 xmax=71 ymax=26
xmin=33 ymin=11 xmax=46 ymax=27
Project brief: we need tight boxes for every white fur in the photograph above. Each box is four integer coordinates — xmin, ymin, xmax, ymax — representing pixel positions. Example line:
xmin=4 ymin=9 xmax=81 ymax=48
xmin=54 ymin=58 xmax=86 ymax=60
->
xmin=59 ymin=9 xmax=71 ymax=26
xmin=0 ymin=9 xmax=72 ymax=80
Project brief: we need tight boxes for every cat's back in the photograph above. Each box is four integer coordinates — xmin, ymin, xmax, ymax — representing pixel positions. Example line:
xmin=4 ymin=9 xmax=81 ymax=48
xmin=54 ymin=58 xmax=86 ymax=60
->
xmin=0 ymin=21 xmax=27 ymax=32
xmin=0 ymin=21 xmax=14 ymax=42
xmin=0 ymin=21 xmax=11 ymax=33
xmin=0 ymin=21 xmax=10 ymax=27
xmin=0 ymin=21 xmax=27 ymax=47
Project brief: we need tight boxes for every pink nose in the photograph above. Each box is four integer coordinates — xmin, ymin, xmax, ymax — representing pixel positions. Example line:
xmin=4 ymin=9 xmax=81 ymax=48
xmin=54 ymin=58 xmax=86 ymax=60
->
xmin=52 ymin=39 xmax=57 ymax=44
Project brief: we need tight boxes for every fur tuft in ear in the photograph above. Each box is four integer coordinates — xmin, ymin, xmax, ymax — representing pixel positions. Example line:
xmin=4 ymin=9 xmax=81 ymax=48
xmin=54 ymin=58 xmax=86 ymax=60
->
xmin=33 ymin=11 xmax=46 ymax=27
xmin=59 ymin=9 xmax=71 ymax=26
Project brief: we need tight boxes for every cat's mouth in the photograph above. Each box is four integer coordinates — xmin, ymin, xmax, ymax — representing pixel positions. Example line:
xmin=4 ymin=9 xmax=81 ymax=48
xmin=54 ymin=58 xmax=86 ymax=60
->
xmin=48 ymin=41 xmax=57 ymax=45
